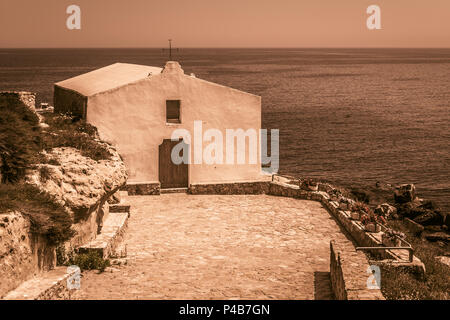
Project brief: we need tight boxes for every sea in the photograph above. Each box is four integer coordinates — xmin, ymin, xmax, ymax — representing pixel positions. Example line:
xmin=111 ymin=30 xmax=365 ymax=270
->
xmin=1 ymin=48 xmax=449 ymax=210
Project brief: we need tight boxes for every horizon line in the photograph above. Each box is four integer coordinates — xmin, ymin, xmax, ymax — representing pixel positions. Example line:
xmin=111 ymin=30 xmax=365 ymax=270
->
xmin=1 ymin=46 xmax=450 ymax=50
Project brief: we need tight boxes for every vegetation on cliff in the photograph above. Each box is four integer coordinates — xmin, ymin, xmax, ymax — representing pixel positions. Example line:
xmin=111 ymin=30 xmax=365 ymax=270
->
xmin=0 ymin=183 xmax=74 ymax=245
xmin=0 ymin=95 xmax=41 ymax=183
xmin=0 ymin=98 xmax=124 ymax=245
xmin=42 ymin=114 xmax=112 ymax=162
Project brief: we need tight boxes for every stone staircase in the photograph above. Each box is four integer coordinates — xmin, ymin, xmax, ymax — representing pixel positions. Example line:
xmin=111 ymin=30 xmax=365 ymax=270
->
xmin=2 ymin=191 xmax=131 ymax=300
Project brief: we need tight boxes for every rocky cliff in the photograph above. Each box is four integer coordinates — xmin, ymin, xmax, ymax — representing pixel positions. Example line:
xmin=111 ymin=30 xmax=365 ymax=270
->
xmin=0 ymin=145 xmax=127 ymax=297
xmin=26 ymin=144 xmax=128 ymax=250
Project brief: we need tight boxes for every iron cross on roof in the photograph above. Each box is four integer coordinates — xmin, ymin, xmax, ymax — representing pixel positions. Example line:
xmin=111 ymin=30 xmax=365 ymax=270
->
xmin=163 ymin=39 xmax=179 ymax=61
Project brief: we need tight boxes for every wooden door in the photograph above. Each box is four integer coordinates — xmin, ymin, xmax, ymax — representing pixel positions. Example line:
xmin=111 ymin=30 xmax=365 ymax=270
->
xmin=159 ymin=139 xmax=188 ymax=189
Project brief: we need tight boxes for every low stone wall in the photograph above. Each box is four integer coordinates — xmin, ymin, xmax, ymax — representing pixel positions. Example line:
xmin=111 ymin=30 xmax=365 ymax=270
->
xmin=267 ymin=177 xmax=426 ymax=297
xmin=189 ymin=181 xmax=270 ymax=195
xmin=321 ymin=193 xmax=425 ymax=275
xmin=268 ymin=181 xmax=300 ymax=198
xmin=322 ymin=199 xmax=393 ymax=260
xmin=123 ymin=182 xmax=160 ymax=195
xmin=330 ymin=240 xmax=385 ymax=300
xmin=3 ymin=266 xmax=77 ymax=300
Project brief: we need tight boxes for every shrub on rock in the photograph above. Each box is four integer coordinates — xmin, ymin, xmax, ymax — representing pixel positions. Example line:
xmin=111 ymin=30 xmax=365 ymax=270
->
xmin=0 ymin=96 xmax=42 ymax=183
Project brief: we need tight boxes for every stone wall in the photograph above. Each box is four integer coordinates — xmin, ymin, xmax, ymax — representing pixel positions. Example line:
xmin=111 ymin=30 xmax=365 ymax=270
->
xmin=189 ymin=181 xmax=270 ymax=195
xmin=123 ymin=182 xmax=160 ymax=195
xmin=0 ymin=91 xmax=36 ymax=111
xmin=330 ymin=240 xmax=385 ymax=300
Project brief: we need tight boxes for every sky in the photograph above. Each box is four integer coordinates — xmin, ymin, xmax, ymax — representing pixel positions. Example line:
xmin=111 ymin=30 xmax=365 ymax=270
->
xmin=1 ymin=0 xmax=449 ymax=48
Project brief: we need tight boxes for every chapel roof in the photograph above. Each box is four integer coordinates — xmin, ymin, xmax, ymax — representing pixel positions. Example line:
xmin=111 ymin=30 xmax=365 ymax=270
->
xmin=55 ymin=63 xmax=163 ymax=96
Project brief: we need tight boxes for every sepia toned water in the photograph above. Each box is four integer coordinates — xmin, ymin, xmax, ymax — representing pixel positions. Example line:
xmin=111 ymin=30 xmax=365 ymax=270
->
xmin=1 ymin=48 xmax=449 ymax=210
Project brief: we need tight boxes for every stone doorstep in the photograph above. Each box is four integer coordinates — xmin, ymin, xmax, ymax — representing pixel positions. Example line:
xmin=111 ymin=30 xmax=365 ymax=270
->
xmin=160 ymin=187 xmax=188 ymax=194
xmin=78 ymin=211 xmax=129 ymax=259
xmin=2 ymin=267 xmax=77 ymax=300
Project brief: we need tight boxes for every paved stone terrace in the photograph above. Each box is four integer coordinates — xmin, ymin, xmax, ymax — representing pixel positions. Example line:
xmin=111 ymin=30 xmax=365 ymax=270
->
xmin=74 ymin=194 xmax=357 ymax=299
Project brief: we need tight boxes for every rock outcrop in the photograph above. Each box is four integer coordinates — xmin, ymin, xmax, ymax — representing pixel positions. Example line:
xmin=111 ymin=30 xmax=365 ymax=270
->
xmin=393 ymin=185 xmax=449 ymax=242
xmin=26 ymin=145 xmax=127 ymax=218
xmin=394 ymin=184 xmax=416 ymax=204
xmin=25 ymin=144 xmax=128 ymax=248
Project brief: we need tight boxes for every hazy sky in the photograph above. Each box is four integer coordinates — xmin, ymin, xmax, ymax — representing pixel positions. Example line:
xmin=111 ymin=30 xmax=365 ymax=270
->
xmin=1 ymin=0 xmax=449 ymax=48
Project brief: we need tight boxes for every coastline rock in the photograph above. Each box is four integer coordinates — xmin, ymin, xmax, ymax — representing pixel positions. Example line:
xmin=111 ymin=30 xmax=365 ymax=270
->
xmin=395 ymin=199 xmax=444 ymax=226
xmin=375 ymin=181 xmax=393 ymax=190
xmin=396 ymin=201 xmax=422 ymax=219
xmin=413 ymin=211 xmax=444 ymax=226
xmin=424 ymin=226 xmax=445 ymax=233
xmin=394 ymin=184 xmax=416 ymax=204
xmin=424 ymin=232 xmax=450 ymax=243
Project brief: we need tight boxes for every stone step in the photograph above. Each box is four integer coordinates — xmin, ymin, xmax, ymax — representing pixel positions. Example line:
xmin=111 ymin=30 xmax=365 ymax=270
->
xmin=2 ymin=266 xmax=78 ymax=300
xmin=160 ymin=187 xmax=188 ymax=194
xmin=78 ymin=211 xmax=129 ymax=259
xmin=109 ymin=204 xmax=131 ymax=215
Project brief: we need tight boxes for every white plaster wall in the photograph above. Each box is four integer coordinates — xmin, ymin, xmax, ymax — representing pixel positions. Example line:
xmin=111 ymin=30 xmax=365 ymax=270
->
xmin=86 ymin=63 xmax=264 ymax=184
